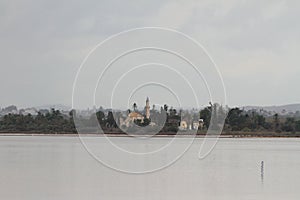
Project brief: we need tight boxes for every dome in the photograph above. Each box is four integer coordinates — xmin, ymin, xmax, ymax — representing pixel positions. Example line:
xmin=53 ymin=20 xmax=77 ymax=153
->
xmin=128 ymin=112 xmax=143 ymax=118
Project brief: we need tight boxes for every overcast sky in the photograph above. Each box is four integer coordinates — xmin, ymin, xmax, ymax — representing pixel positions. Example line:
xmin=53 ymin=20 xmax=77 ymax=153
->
xmin=0 ymin=0 xmax=299 ymax=109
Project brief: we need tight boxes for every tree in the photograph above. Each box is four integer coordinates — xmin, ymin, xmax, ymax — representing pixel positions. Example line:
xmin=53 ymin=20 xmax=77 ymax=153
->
xmin=107 ymin=111 xmax=116 ymax=128
xmin=96 ymin=110 xmax=105 ymax=125
xmin=164 ymin=104 xmax=168 ymax=112
xmin=295 ymin=120 xmax=300 ymax=132
xmin=226 ymin=108 xmax=246 ymax=131
xmin=169 ymin=108 xmax=177 ymax=117
xmin=282 ymin=117 xmax=295 ymax=132
xmin=200 ymin=107 xmax=211 ymax=129
xmin=133 ymin=103 xmax=137 ymax=111
xmin=211 ymin=103 xmax=219 ymax=130
xmin=273 ymin=113 xmax=281 ymax=132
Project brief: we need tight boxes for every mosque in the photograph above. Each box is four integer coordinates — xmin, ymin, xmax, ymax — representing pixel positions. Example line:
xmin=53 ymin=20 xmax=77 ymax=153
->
xmin=119 ymin=97 xmax=151 ymax=127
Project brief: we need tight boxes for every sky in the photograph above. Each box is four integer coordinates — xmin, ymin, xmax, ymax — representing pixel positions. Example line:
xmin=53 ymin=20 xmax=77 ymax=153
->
xmin=0 ymin=0 xmax=300 ymax=109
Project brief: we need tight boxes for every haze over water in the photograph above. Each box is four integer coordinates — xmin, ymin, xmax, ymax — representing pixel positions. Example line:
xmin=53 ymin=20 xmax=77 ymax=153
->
xmin=0 ymin=136 xmax=299 ymax=200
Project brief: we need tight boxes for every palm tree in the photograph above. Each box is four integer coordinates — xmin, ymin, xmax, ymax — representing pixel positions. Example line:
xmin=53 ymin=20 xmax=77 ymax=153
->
xmin=273 ymin=113 xmax=280 ymax=131
xmin=164 ymin=104 xmax=168 ymax=112
xmin=133 ymin=103 xmax=137 ymax=111
xmin=152 ymin=104 xmax=155 ymax=111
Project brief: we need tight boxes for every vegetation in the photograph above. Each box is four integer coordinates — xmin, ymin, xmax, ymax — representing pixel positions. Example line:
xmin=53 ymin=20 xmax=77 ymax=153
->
xmin=1 ymin=105 xmax=300 ymax=136
xmin=0 ymin=109 xmax=76 ymax=133
xmin=223 ymin=108 xmax=300 ymax=133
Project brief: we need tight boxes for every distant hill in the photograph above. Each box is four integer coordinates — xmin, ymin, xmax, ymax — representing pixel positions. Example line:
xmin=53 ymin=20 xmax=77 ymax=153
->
xmin=242 ymin=104 xmax=300 ymax=114
xmin=35 ymin=104 xmax=71 ymax=111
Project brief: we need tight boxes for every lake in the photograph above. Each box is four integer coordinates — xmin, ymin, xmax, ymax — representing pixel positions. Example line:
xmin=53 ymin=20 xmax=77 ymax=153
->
xmin=0 ymin=136 xmax=300 ymax=200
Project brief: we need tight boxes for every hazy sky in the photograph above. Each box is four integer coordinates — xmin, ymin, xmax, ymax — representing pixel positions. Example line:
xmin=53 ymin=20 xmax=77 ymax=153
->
xmin=1 ymin=0 xmax=300 ymax=108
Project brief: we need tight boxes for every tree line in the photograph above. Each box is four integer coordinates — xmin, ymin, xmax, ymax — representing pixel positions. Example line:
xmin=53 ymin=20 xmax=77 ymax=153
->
xmin=0 ymin=105 xmax=300 ymax=134
xmin=0 ymin=109 xmax=76 ymax=133
xmin=201 ymin=105 xmax=300 ymax=133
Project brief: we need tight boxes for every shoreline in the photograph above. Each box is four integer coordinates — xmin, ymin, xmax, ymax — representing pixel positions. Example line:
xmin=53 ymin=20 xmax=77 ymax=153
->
xmin=0 ymin=132 xmax=300 ymax=138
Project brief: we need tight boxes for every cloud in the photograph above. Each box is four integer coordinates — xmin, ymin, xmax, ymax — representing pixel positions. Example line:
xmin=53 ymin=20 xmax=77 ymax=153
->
xmin=145 ymin=0 xmax=196 ymax=29
xmin=0 ymin=0 xmax=299 ymax=107
xmin=262 ymin=0 xmax=288 ymax=20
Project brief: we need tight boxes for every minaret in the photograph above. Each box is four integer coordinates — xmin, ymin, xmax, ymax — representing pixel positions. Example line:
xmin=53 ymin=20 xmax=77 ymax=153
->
xmin=145 ymin=97 xmax=150 ymax=119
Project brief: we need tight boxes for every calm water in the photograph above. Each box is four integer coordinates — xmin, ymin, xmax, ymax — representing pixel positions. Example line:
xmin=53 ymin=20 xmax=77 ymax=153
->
xmin=0 ymin=136 xmax=300 ymax=200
